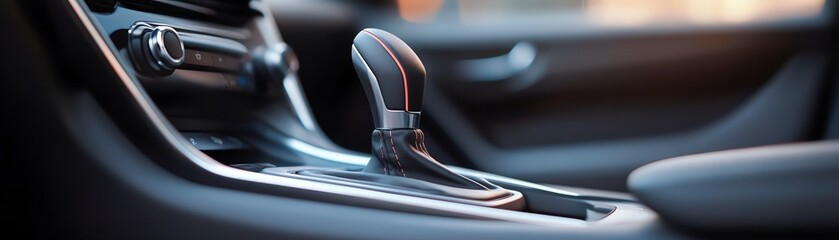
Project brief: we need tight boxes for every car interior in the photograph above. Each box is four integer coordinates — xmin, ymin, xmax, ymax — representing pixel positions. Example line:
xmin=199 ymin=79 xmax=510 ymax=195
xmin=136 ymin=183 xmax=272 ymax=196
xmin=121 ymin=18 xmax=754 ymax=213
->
xmin=3 ymin=0 xmax=839 ymax=238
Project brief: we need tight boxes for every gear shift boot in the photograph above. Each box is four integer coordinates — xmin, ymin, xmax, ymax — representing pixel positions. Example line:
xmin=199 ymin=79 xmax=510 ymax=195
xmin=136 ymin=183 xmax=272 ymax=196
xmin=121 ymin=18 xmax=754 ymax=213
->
xmin=363 ymin=129 xmax=489 ymax=190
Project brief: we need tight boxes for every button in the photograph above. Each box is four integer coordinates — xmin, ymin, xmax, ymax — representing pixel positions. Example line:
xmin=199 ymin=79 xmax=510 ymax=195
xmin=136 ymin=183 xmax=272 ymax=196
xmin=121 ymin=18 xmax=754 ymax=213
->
xmin=223 ymin=74 xmax=236 ymax=90
xmin=169 ymin=69 xmax=226 ymax=89
xmin=213 ymin=53 xmax=240 ymax=72
xmin=181 ymin=132 xmax=246 ymax=150
xmin=224 ymin=74 xmax=253 ymax=91
xmin=163 ymin=31 xmax=184 ymax=60
xmin=224 ymin=74 xmax=240 ymax=90
xmin=184 ymin=49 xmax=214 ymax=67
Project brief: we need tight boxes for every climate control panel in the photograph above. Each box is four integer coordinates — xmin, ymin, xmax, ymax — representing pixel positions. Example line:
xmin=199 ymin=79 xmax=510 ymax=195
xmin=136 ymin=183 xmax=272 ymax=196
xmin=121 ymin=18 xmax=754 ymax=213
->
xmin=123 ymin=21 xmax=296 ymax=95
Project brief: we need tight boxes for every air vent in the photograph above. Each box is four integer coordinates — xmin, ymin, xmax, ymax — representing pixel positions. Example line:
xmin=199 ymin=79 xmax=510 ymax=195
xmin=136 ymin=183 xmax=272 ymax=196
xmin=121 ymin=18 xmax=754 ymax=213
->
xmin=119 ymin=0 xmax=258 ymax=26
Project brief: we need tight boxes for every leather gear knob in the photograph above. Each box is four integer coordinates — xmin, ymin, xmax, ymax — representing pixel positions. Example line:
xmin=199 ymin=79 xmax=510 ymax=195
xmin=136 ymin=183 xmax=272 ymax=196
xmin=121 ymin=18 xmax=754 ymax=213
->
xmin=351 ymin=28 xmax=425 ymax=129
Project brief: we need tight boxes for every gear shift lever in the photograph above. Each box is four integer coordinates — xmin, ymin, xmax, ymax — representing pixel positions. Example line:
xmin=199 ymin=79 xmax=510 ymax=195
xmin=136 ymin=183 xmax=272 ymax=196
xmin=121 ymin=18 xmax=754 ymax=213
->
xmin=351 ymin=28 xmax=491 ymax=190
xmin=265 ymin=29 xmax=524 ymax=209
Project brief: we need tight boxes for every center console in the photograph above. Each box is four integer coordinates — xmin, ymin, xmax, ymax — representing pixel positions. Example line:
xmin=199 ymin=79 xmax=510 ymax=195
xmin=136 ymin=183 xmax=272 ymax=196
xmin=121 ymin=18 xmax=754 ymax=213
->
xmin=70 ymin=0 xmax=655 ymax=227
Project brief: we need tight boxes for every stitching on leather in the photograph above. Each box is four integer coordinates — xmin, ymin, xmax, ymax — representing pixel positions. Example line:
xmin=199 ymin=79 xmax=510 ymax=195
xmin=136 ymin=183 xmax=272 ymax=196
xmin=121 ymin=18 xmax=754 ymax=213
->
xmin=378 ymin=130 xmax=387 ymax=174
xmin=389 ymin=131 xmax=406 ymax=177
xmin=414 ymin=130 xmax=489 ymax=190
xmin=418 ymin=131 xmax=432 ymax=158
xmin=413 ymin=129 xmax=420 ymax=150
xmin=422 ymin=130 xmax=427 ymax=152
xmin=419 ymin=130 xmax=428 ymax=152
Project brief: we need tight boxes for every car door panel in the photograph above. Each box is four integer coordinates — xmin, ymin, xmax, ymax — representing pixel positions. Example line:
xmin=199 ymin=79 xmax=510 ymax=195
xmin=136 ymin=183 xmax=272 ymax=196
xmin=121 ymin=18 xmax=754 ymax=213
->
xmin=372 ymin=13 xmax=829 ymax=191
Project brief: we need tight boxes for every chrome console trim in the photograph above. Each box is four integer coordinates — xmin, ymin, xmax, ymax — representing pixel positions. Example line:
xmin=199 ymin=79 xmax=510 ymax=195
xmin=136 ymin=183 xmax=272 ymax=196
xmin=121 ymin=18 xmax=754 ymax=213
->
xmin=449 ymin=166 xmax=581 ymax=197
xmin=68 ymin=0 xmax=591 ymax=227
xmin=249 ymin=4 xmax=319 ymax=133
xmin=285 ymin=138 xmax=370 ymax=165
xmin=283 ymin=74 xmax=317 ymax=131
xmin=263 ymin=166 xmax=525 ymax=210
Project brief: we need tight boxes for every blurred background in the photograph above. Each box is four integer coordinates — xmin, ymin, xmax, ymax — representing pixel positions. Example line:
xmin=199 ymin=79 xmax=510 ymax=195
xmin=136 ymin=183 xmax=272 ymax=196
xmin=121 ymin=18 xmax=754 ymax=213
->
xmin=396 ymin=0 xmax=824 ymax=25
xmin=269 ymin=0 xmax=832 ymax=191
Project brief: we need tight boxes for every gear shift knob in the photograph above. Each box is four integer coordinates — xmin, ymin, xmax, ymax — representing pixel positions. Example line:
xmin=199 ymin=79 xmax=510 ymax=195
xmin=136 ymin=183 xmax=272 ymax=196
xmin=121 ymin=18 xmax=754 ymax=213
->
xmin=351 ymin=28 xmax=426 ymax=129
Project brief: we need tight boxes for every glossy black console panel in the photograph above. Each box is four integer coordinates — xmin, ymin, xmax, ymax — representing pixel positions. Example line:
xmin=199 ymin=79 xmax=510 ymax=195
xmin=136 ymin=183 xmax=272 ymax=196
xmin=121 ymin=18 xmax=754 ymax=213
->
xmin=94 ymin=7 xmax=260 ymax=93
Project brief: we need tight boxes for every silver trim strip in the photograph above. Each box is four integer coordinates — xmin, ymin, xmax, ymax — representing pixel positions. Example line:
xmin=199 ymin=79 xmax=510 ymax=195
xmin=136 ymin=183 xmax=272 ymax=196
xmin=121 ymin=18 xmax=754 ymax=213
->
xmin=449 ymin=166 xmax=581 ymax=197
xmin=68 ymin=0 xmax=586 ymax=227
xmin=263 ymin=166 xmax=524 ymax=209
xmin=283 ymin=74 xmax=317 ymax=131
xmin=285 ymin=139 xmax=370 ymax=165
xmin=261 ymin=42 xmax=313 ymax=131
xmin=250 ymin=8 xmax=318 ymax=134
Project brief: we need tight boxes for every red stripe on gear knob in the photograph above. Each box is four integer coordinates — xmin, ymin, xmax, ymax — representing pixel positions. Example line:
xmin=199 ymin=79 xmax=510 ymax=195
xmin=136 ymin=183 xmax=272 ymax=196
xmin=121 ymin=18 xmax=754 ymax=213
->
xmin=362 ymin=30 xmax=409 ymax=112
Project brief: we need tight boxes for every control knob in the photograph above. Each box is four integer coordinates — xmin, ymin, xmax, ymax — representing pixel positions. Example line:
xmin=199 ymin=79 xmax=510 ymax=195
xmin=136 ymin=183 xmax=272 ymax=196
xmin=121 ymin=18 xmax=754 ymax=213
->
xmin=128 ymin=24 xmax=185 ymax=75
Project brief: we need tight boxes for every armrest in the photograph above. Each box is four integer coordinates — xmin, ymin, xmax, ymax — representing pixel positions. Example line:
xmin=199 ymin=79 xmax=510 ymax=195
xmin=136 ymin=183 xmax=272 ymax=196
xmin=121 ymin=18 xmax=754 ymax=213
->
xmin=629 ymin=140 xmax=839 ymax=235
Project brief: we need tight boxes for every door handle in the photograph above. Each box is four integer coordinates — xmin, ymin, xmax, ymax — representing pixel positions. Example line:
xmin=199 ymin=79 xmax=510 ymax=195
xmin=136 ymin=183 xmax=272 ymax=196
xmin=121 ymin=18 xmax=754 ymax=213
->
xmin=458 ymin=42 xmax=537 ymax=82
